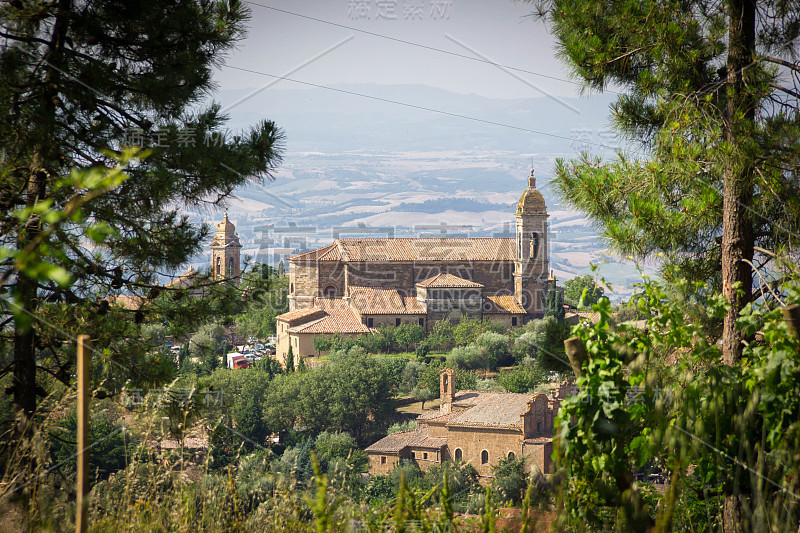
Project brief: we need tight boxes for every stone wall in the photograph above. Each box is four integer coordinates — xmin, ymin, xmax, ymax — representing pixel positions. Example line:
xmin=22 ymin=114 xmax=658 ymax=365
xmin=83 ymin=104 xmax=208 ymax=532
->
xmin=360 ymin=314 xmax=426 ymax=329
xmin=289 ymin=262 xmax=319 ymax=310
xmin=445 ymin=426 xmax=524 ymax=478
xmin=367 ymin=453 xmax=400 ymax=476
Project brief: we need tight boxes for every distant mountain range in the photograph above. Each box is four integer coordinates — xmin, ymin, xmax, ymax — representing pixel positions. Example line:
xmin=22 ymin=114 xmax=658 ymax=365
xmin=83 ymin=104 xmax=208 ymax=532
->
xmin=217 ymin=83 xmax=621 ymax=153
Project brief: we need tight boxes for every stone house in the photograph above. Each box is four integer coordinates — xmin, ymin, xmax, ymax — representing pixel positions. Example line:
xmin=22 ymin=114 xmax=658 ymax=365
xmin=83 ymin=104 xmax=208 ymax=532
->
xmin=275 ymin=169 xmax=551 ymax=366
xmin=365 ymin=369 xmax=574 ymax=478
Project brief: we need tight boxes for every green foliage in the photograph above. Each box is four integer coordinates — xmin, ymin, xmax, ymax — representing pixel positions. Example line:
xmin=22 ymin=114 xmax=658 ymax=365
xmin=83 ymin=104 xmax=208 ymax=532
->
xmin=312 ymin=336 xmax=332 ymax=356
xmin=418 ymin=361 xmax=478 ymax=398
xmin=496 ymin=367 xmax=546 ymax=394
xmin=446 ymin=344 xmax=489 ymax=371
xmin=1 ymin=0 xmax=285 ymax=441
xmin=492 ymin=456 xmax=528 ymax=505
xmin=426 ymin=320 xmax=454 ymax=352
xmin=49 ymin=411 xmax=138 ymax=482
xmin=563 ymin=275 xmax=604 ymax=308
xmin=410 ymin=386 xmax=436 ymax=409
xmin=387 ymin=420 xmax=419 ymax=434
xmin=452 ymin=317 xmax=484 ymax=346
xmin=520 ymin=316 xmax=569 ymax=373
xmin=263 ymin=347 xmax=393 ymax=438
xmin=544 ymin=279 xmax=565 ymax=321
xmin=236 ymin=265 xmax=289 ymax=340
xmin=234 ymin=395 xmax=267 ymax=449
xmin=474 ymin=331 xmax=511 ymax=369
xmin=381 ymin=358 xmax=408 ymax=391
xmin=553 ymin=272 xmax=800 ymax=531
xmin=285 ymin=346 xmax=295 ymax=373
xmin=397 ymin=360 xmax=426 ymax=394
xmin=395 ymin=323 xmax=426 ymax=352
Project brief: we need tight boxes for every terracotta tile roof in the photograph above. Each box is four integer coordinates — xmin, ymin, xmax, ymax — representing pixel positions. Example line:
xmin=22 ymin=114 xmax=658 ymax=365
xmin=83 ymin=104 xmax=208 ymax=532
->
xmin=288 ymin=298 xmax=370 ymax=334
xmin=365 ymin=428 xmax=447 ymax=454
xmin=483 ymin=294 xmax=526 ymax=314
xmin=339 ymin=238 xmax=514 ymax=262
xmin=416 ymin=273 xmax=484 ymax=288
xmin=523 ymin=437 xmax=553 ymax=444
xmin=290 ymin=238 xmax=515 ymax=264
xmin=419 ymin=391 xmax=535 ymax=429
xmin=276 ymin=307 xmax=325 ymax=325
xmin=164 ymin=267 xmax=203 ymax=289
xmin=289 ymin=243 xmax=341 ymax=262
xmin=349 ymin=287 xmax=426 ymax=315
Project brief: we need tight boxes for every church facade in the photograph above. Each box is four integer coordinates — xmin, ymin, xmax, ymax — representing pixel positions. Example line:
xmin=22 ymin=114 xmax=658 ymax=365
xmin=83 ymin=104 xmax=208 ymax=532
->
xmin=275 ymin=169 xmax=550 ymax=366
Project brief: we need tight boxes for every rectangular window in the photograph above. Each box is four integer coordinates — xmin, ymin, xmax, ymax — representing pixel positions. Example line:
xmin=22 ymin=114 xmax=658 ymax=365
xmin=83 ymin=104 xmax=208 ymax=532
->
xmin=381 ymin=456 xmax=386 ymax=464
xmin=396 ymin=318 xmax=401 ymax=327
xmin=419 ymin=317 xmax=424 ymax=327
xmin=423 ymin=452 xmax=428 ymax=460
xmin=512 ymin=317 xmax=518 ymax=326
xmin=411 ymin=451 xmax=415 ymax=459
xmin=367 ymin=317 xmax=374 ymax=328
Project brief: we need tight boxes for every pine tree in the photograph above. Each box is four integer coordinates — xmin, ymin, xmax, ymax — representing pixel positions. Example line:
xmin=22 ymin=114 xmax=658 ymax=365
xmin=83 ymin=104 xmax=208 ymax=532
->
xmin=0 ymin=1 xmax=283 ymax=437
xmin=533 ymin=0 xmax=800 ymax=362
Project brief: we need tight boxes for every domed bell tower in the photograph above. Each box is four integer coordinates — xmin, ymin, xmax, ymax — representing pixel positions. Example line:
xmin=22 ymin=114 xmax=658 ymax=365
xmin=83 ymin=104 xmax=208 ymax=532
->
xmin=515 ymin=169 xmax=549 ymax=317
xmin=210 ymin=213 xmax=242 ymax=281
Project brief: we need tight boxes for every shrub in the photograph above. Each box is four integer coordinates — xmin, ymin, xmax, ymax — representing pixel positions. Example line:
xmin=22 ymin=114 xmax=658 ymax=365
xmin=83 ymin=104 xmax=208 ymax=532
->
xmin=395 ymin=323 xmax=425 ymax=352
xmin=446 ymin=345 xmax=488 ymax=370
xmin=492 ymin=456 xmax=528 ymax=505
xmin=387 ymin=420 xmax=418 ymax=434
xmin=49 ymin=411 xmax=138 ymax=482
xmin=497 ymin=367 xmax=546 ymax=393
xmin=474 ymin=331 xmax=511 ymax=368
xmin=426 ymin=320 xmax=454 ymax=351
xmin=453 ymin=317 xmax=483 ymax=346
xmin=397 ymin=360 xmax=426 ymax=394
xmin=234 ymin=395 xmax=267 ymax=449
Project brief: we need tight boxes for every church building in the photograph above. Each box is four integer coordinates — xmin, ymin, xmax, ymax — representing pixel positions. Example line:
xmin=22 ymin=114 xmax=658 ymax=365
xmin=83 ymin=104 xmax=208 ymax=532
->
xmin=276 ymin=169 xmax=551 ymax=366
xmin=365 ymin=369 xmax=573 ymax=478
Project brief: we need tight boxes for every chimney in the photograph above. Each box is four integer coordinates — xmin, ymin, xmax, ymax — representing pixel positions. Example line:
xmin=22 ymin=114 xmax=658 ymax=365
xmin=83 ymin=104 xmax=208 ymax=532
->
xmin=439 ymin=368 xmax=455 ymax=413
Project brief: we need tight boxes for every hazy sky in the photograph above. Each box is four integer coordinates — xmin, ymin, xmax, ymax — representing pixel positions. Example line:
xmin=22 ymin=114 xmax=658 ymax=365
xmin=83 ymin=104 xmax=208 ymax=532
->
xmin=213 ymin=0 xmax=587 ymax=100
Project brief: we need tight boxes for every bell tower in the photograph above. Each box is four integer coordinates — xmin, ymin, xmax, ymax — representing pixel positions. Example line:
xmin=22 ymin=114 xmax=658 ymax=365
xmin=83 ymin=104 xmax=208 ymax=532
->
xmin=514 ymin=169 xmax=549 ymax=317
xmin=210 ymin=213 xmax=242 ymax=281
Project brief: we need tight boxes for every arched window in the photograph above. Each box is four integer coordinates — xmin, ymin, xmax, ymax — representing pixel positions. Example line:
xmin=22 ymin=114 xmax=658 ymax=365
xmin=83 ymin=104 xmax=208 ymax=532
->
xmin=508 ymin=452 xmax=515 ymax=460
xmin=290 ymin=283 xmax=294 ymax=293
xmin=228 ymin=256 xmax=234 ymax=275
xmin=216 ymin=256 xmax=221 ymax=276
xmin=531 ymin=232 xmax=540 ymax=259
xmin=454 ymin=448 xmax=462 ymax=460
xmin=481 ymin=450 xmax=489 ymax=464
xmin=443 ymin=374 xmax=449 ymax=394
xmin=323 ymin=285 xmax=336 ymax=298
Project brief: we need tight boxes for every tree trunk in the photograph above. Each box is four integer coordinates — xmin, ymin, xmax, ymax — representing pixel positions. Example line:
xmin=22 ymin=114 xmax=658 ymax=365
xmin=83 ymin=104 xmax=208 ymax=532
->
xmin=13 ymin=161 xmax=48 ymax=437
xmin=721 ymin=0 xmax=756 ymax=365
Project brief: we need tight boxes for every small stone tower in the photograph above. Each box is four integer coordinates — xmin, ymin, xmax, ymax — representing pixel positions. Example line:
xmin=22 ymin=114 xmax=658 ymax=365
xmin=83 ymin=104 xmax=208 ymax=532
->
xmin=514 ymin=169 xmax=549 ymax=317
xmin=210 ymin=213 xmax=242 ymax=280
xmin=439 ymin=368 xmax=456 ymax=414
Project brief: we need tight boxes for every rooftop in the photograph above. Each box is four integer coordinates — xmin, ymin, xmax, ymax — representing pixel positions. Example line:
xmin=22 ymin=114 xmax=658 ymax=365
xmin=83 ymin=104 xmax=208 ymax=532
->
xmin=365 ymin=428 xmax=447 ymax=454
xmin=416 ymin=273 xmax=484 ymax=288
xmin=290 ymin=238 xmax=515 ymax=263
xmin=349 ymin=287 xmax=426 ymax=315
